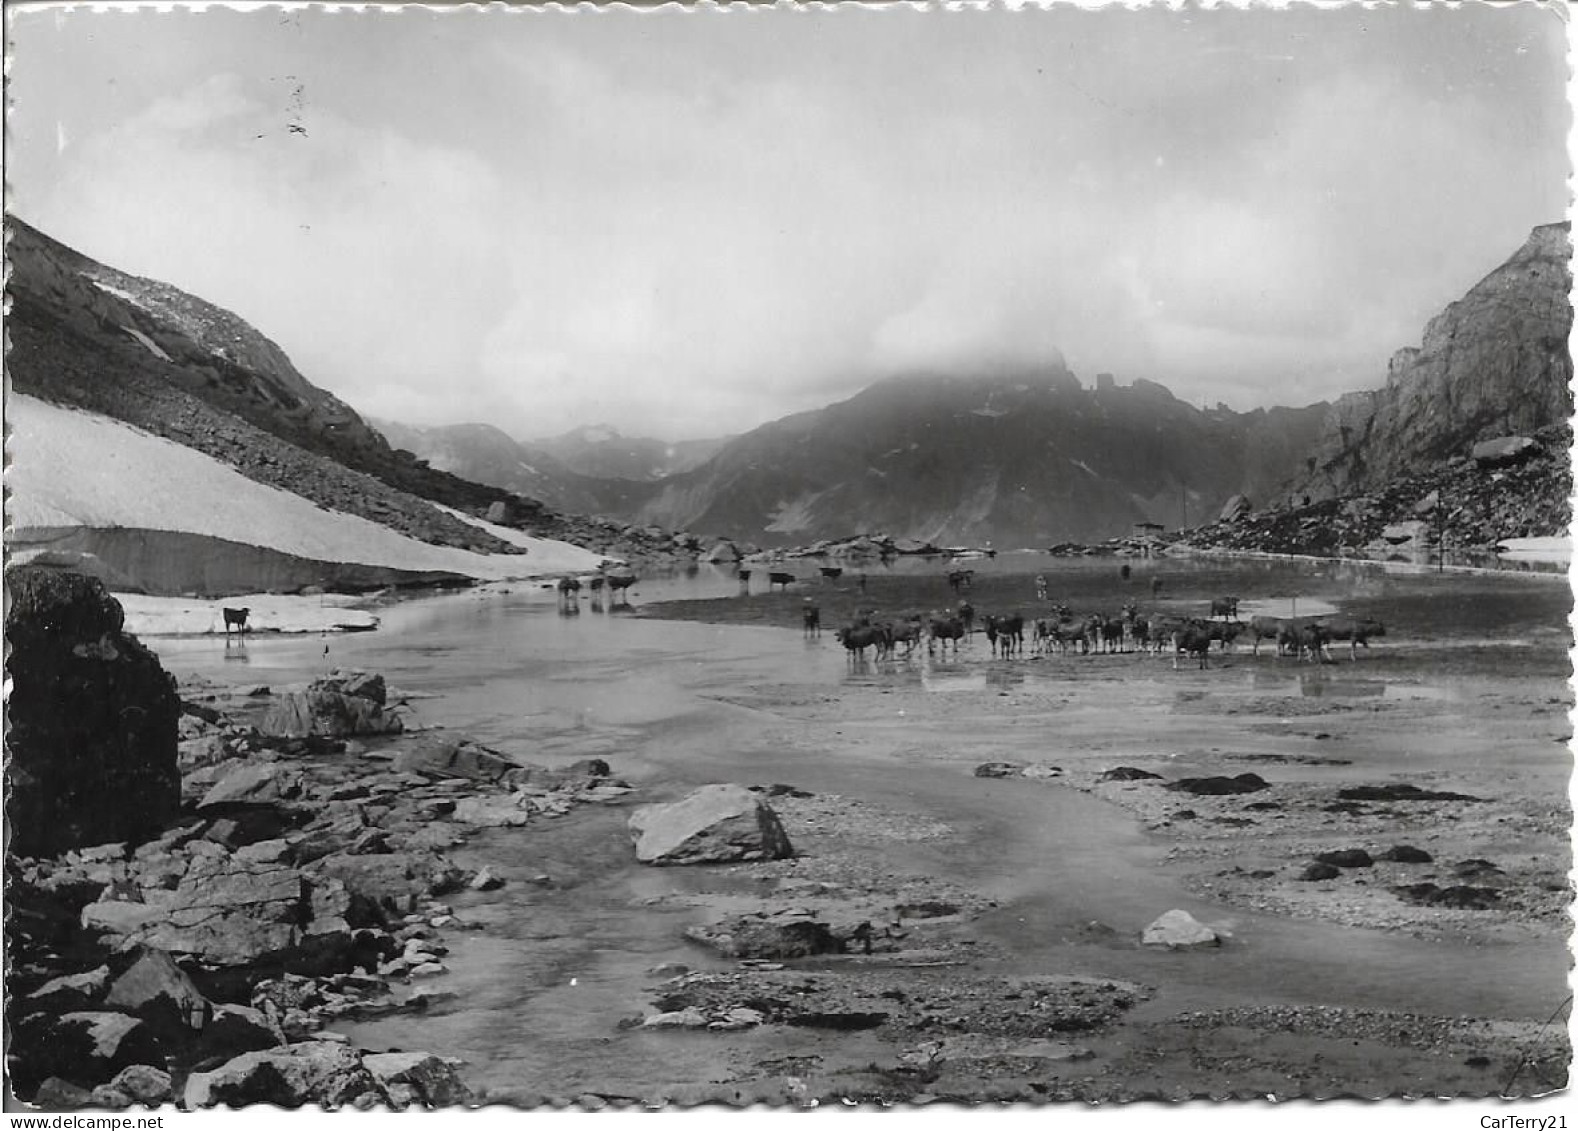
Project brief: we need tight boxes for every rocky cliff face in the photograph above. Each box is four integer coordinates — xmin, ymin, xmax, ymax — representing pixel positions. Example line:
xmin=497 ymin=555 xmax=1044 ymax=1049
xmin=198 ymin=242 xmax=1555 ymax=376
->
xmin=5 ymin=568 xmax=181 ymax=856
xmin=1297 ymin=223 xmax=1573 ymax=500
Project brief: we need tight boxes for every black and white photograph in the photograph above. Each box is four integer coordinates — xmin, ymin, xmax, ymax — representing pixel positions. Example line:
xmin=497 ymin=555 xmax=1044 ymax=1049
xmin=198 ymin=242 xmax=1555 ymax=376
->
xmin=3 ymin=0 xmax=1573 ymax=1116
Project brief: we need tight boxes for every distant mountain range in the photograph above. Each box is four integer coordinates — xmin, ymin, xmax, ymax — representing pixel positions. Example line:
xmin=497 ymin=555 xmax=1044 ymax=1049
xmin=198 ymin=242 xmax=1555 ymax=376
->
xmin=367 ymin=419 xmax=728 ymax=517
xmin=10 ymin=211 xmax=1570 ymax=577
xmin=372 ymin=222 xmax=1572 ymax=548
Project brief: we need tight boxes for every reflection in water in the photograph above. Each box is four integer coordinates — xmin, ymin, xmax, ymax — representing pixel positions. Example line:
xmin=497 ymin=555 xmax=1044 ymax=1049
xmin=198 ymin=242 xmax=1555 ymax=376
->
xmin=1299 ymin=672 xmax=1384 ymax=699
xmin=222 ymin=636 xmax=249 ymax=663
xmin=1248 ymin=668 xmax=1456 ymax=701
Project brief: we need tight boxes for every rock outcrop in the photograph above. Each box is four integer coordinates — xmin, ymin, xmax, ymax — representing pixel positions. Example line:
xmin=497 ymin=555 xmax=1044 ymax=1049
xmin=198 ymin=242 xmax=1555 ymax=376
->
xmin=1297 ymin=222 xmax=1573 ymax=501
xmin=628 ymin=784 xmax=794 ymax=865
xmin=5 ymin=568 xmax=181 ymax=856
xmin=260 ymin=672 xmax=404 ymax=739
xmin=1140 ymin=910 xmax=1222 ymax=950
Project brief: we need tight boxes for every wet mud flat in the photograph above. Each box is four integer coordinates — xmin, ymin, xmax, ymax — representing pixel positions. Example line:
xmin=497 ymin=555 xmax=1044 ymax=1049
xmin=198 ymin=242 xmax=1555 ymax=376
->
xmin=124 ymin=573 xmax=1572 ymax=1106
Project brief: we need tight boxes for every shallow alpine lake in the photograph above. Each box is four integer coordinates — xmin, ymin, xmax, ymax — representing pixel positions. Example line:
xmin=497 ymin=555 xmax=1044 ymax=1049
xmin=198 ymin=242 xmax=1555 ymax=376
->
xmin=145 ymin=551 xmax=1573 ymax=1102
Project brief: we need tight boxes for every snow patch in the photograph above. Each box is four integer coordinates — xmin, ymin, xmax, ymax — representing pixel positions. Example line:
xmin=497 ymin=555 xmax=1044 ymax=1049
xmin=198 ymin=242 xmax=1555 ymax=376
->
xmin=120 ymin=325 xmax=171 ymax=361
xmin=118 ymin=593 xmax=378 ymax=637
xmin=7 ymin=394 xmax=606 ymax=582
xmin=1496 ymin=536 xmax=1571 ymax=564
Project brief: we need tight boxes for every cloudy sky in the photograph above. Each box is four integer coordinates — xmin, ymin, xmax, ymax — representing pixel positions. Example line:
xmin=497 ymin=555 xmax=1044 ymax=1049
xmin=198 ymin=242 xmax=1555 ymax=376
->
xmin=8 ymin=3 xmax=1570 ymax=442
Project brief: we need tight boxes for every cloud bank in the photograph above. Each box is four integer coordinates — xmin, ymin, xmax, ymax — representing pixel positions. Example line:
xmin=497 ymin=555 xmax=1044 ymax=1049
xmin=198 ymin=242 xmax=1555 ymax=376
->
xmin=9 ymin=5 xmax=1568 ymax=440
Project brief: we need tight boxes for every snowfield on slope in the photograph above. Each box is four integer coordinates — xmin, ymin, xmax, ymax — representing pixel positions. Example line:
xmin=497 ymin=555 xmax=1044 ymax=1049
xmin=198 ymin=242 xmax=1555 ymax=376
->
xmin=7 ymin=394 xmax=608 ymax=581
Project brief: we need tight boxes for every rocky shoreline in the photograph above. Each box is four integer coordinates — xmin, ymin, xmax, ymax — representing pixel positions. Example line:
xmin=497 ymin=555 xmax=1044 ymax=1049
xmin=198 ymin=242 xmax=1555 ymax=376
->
xmin=7 ymin=655 xmax=636 ymax=1108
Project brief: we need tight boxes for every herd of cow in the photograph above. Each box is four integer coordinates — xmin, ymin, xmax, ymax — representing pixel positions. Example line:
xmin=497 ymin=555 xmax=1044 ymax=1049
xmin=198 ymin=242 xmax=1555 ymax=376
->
xmin=827 ymin=591 xmax=1386 ymax=670
xmin=557 ymin=571 xmax=638 ymax=604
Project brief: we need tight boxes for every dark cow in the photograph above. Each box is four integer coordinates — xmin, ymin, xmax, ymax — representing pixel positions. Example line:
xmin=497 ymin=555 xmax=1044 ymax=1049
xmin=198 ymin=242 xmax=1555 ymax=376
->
xmin=223 ymin=606 xmax=251 ymax=636
xmin=769 ymin=571 xmax=796 ymax=591
xmin=606 ymin=572 xmax=637 ymax=602
xmin=1279 ymin=619 xmax=1330 ymax=663
xmin=835 ymin=623 xmax=885 ymax=661
xmin=803 ymin=601 xmax=822 ymax=636
xmin=983 ymin=613 xmax=1025 ymax=658
xmin=589 ymin=575 xmax=606 ymax=594
xmin=956 ymin=601 xmax=976 ymax=636
xmin=885 ymin=616 xmax=925 ymax=658
xmin=1208 ymin=620 xmax=1245 ymax=652
xmin=820 ymin=566 xmax=844 ymax=580
xmin=557 ymin=576 xmax=581 ymax=597
xmin=947 ymin=569 xmax=975 ymax=594
xmin=1170 ymin=624 xmax=1215 ymax=670
xmin=1210 ymin=596 xmax=1240 ymax=620
xmin=1314 ymin=616 xmax=1386 ymax=661
xmin=927 ymin=615 xmax=967 ymax=656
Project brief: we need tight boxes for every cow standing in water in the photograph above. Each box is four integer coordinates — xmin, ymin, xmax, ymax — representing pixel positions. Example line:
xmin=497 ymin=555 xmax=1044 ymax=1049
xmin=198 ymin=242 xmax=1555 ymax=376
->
xmin=927 ymin=615 xmax=966 ymax=657
xmin=803 ymin=599 xmax=822 ymax=637
xmin=223 ymin=607 xmax=251 ymax=636
xmin=1035 ymin=574 xmax=1049 ymax=602
xmin=1315 ymin=617 xmax=1386 ymax=661
xmin=606 ymin=572 xmax=637 ymax=603
xmin=956 ymin=601 xmax=975 ymax=637
xmin=1210 ymin=596 xmax=1240 ymax=621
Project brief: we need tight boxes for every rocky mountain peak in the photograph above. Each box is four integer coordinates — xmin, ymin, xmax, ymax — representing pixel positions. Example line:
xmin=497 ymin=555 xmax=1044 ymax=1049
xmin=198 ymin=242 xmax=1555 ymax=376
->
xmin=1298 ymin=222 xmax=1573 ymax=499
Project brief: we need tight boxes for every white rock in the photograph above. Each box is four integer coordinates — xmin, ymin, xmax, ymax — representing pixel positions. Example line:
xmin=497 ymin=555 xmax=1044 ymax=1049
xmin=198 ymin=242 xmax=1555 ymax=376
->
xmin=1140 ymin=909 xmax=1221 ymax=950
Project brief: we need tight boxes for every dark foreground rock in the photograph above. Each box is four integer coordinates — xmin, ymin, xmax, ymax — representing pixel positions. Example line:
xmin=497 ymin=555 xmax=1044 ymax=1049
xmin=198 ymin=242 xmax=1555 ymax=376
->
xmin=6 ymin=665 xmax=637 ymax=1108
xmin=1166 ymin=773 xmax=1269 ymax=796
xmin=5 ymin=567 xmax=181 ymax=856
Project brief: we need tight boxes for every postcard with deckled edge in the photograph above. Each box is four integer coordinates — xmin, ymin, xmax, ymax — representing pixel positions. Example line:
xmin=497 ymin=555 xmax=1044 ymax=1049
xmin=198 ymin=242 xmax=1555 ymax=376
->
xmin=2 ymin=0 xmax=1572 ymax=1120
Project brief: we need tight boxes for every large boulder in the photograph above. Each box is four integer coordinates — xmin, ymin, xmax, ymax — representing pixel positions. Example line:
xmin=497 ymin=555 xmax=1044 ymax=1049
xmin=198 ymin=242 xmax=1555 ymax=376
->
xmin=9 ymin=1012 xmax=167 ymax=1097
xmin=198 ymin=763 xmax=305 ymax=809
xmin=183 ymin=1041 xmax=386 ymax=1109
xmin=260 ymin=671 xmax=402 ymax=739
xmin=103 ymin=948 xmax=210 ymax=1039
xmin=1140 ymin=910 xmax=1222 ymax=950
xmin=82 ymin=860 xmax=353 ymax=970
xmin=628 ymin=784 xmax=794 ymax=865
xmin=1471 ymin=435 xmax=1540 ymax=467
xmin=362 ymin=1052 xmax=474 ymax=1108
xmin=5 ymin=568 xmax=181 ymax=856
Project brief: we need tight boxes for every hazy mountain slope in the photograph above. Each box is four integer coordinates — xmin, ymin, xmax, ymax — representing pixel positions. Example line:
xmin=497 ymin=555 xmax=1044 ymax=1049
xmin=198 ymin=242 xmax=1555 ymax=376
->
xmin=625 ymin=367 xmax=1329 ymax=547
xmin=6 ymin=218 xmax=538 ymax=552
xmin=370 ymin=418 xmax=607 ymax=515
xmin=531 ymin=425 xmax=729 ymax=481
xmin=5 ymin=217 xmax=695 ymax=565
xmin=1297 ymin=222 xmax=1573 ymax=499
